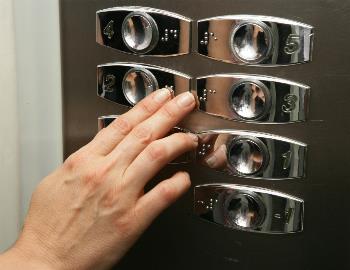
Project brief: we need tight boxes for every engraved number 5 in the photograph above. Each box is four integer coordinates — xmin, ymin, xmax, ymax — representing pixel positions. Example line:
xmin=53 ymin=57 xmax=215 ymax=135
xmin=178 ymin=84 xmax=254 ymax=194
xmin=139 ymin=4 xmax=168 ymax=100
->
xmin=284 ymin=34 xmax=301 ymax=54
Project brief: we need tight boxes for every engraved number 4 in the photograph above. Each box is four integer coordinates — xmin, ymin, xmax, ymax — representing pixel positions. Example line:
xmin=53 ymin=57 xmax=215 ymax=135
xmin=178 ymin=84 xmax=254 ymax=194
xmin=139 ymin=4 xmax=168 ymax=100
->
xmin=103 ymin=20 xmax=115 ymax=40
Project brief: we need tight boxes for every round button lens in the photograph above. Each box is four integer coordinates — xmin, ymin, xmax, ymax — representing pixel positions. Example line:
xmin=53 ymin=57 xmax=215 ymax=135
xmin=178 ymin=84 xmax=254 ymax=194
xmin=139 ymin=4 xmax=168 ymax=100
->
xmin=224 ymin=192 xmax=265 ymax=229
xmin=228 ymin=138 xmax=267 ymax=175
xmin=231 ymin=21 xmax=272 ymax=63
xmin=230 ymin=81 xmax=270 ymax=120
xmin=122 ymin=68 xmax=159 ymax=105
xmin=122 ymin=12 xmax=159 ymax=53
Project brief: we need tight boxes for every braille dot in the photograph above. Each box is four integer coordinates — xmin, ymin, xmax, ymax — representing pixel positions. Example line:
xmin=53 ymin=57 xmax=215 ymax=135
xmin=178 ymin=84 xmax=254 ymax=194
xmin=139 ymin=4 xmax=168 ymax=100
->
xmin=200 ymin=40 xmax=204 ymax=44
xmin=174 ymin=34 xmax=178 ymax=38
xmin=170 ymin=29 xmax=173 ymax=33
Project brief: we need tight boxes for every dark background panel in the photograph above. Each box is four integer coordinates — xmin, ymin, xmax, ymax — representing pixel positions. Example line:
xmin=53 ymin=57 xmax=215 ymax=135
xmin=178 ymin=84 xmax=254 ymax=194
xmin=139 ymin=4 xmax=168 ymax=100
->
xmin=60 ymin=0 xmax=350 ymax=269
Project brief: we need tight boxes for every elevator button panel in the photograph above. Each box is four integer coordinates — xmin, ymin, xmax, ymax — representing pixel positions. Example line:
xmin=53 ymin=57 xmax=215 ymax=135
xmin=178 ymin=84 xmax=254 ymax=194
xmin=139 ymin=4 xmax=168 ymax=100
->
xmin=197 ymin=130 xmax=306 ymax=180
xmin=96 ymin=7 xmax=191 ymax=56
xmin=197 ymin=15 xmax=314 ymax=65
xmin=97 ymin=63 xmax=191 ymax=106
xmin=195 ymin=74 xmax=310 ymax=123
xmin=194 ymin=184 xmax=304 ymax=233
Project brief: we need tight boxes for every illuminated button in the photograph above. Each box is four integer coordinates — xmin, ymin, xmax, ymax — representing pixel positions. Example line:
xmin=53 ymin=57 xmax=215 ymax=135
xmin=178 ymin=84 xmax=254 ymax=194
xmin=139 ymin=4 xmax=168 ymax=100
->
xmin=230 ymin=80 xmax=271 ymax=120
xmin=122 ymin=68 xmax=159 ymax=105
xmin=230 ymin=21 xmax=273 ymax=64
xmin=122 ymin=12 xmax=159 ymax=54
xmin=228 ymin=137 xmax=268 ymax=175
xmin=224 ymin=192 xmax=266 ymax=229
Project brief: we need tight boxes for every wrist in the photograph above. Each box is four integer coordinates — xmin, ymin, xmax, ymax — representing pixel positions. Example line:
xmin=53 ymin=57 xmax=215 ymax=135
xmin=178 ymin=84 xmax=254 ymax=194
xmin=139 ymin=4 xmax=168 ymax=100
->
xmin=0 ymin=237 xmax=61 ymax=270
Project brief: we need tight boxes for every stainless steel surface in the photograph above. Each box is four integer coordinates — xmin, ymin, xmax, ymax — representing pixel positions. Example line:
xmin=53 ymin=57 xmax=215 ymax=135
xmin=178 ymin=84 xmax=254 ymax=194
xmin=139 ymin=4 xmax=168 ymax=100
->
xmin=61 ymin=0 xmax=350 ymax=269
xmin=197 ymin=130 xmax=306 ymax=180
xmin=198 ymin=15 xmax=314 ymax=66
xmin=97 ymin=62 xmax=191 ymax=106
xmin=194 ymin=184 xmax=304 ymax=233
xmin=195 ymin=74 xmax=310 ymax=123
xmin=97 ymin=6 xmax=192 ymax=56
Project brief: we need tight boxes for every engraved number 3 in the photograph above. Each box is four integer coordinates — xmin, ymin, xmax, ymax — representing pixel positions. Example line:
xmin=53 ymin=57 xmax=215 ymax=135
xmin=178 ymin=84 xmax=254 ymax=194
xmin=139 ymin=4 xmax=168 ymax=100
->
xmin=284 ymin=34 xmax=301 ymax=54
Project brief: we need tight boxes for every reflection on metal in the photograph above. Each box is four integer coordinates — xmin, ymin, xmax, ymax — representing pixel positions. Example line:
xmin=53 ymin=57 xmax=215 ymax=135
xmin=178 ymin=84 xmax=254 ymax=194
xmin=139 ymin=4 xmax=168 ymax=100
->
xmin=195 ymin=74 xmax=310 ymax=123
xmin=194 ymin=184 xmax=304 ymax=233
xmin=97 ymin=62 xmax=192 ymax=107
xmin=197 ymin=130 xmax=307 ymax=180
xmin=97 ymin=116 xmax=194 ymax=164
xmin=197 ymin=15 xmax=314 ymax=65
xmin=97 ymin=117 xmax=306 ymax=180
xmin=96 ymin=6 xmax=192 ymax=56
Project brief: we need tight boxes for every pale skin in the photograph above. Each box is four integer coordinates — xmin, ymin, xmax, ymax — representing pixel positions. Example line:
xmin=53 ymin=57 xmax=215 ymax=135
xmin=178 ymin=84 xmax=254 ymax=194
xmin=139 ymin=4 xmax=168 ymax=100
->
xmin=0 ymin=89 xmax=198 ymax=270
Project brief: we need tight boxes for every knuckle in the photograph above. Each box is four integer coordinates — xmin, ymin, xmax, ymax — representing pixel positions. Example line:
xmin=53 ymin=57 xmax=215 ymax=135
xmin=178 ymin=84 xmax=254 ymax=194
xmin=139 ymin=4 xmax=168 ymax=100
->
xmin=82 ymin=165 xmax=109 ymax=189
xmin=175 ymin=133 xmax=193 ymax=147
xmin=158 ymin=180 xmax=177 ymax=203
xmin=64 ymin=152 xmax=85 ymax=171
xmin=110 ymin=117 xmax=132 ymax=136
xmin=146 ymin=142 xmax=167 ymax=162
xmin=138 ymin=99 xmax=156 ymax=115
xmin=160 ymin=104 xmax=177 ymax=119
xmin=132 ymin=125 xmax=153 ymax=145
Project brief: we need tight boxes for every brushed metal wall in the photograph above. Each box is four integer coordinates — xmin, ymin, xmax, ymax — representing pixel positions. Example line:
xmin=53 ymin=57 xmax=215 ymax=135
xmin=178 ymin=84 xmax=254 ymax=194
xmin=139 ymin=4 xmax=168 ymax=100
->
xmin=60 ymin=0 xmax=350 ymax=269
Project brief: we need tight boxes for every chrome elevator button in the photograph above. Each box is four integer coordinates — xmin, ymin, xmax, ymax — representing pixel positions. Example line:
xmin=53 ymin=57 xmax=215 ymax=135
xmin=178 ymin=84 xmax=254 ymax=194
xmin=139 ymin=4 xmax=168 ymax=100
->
xmin=195 ymin=74 xmax=310 ymax=123
xmin=122 ymin=12 xmax=159 ymax=53
xmin=198 ymin=15 xmax=314 ymax=65
xmin=224 ymin=191 xmax=266 ymax=229
xmin=122 ymin=67 xmax=159 ymax=105
xmin=97 ymin=63 xmax=191 ymax=107
xmin=97 ymin=7 xmax=192 ymax=56
xmin=228 ymin=137 xmax=268 ymax=176
xmin=230 ymin=80 xmax=271 ymax=120
xmin=230 ymin=21 xmax=273 ymax=64
xmin=194 ymin=184 xmax=304 ymax=234
xmin=197 ymin=130 xmax=307 ymax=180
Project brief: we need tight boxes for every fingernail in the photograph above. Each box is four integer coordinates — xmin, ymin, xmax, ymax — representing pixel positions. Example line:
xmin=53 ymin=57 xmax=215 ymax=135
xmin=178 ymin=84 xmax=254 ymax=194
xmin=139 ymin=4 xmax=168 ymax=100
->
xmin=176 ymin=92 xmax=195 ymax=107
xmin=187 ymin=133 xmax=199 ymax=144
xmin=205 ymin=155 xmax=217 ymax=168
xmin=154 ymin=88 xmax=171 ymax=103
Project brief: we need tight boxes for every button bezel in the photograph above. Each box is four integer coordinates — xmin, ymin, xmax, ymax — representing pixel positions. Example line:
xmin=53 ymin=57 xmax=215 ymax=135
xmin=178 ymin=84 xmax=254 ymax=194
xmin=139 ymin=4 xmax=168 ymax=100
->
xmin=121 ymin=11 xmax=159 ymax=54
xmin=122 ymin=67 xmax=159 ymax=105
xmin=97 ymin=6 xmax=192 ymax=56
xmin=230 ymin=20 xmax=273 ymax=64
xmin=198 ymin=15 xmax=314 ymax=66
xmin=195 ymin=74 xmax=310 ymax=124
xmin=194 ymin=184 xmax=304 ymax=234
xmin=227 ymin=136 xmax=270 ymax=176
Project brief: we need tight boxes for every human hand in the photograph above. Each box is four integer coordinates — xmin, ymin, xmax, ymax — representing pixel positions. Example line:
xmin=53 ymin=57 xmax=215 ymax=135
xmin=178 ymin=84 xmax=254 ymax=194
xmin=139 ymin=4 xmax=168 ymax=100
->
xmin=1 ymin=89 xmax=197 ymax=270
